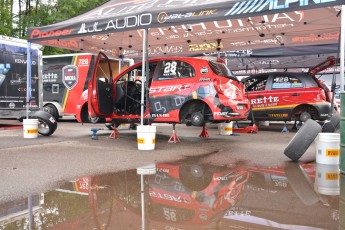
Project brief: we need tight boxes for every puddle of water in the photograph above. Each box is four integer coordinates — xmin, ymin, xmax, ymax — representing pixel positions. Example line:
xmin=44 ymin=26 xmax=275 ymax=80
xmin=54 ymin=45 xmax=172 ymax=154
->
xmin=0 ymin=161 xmax=341 ymax=230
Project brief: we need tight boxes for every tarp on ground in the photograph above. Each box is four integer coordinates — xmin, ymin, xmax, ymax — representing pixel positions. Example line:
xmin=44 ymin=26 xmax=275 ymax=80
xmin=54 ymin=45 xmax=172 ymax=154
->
xmin=27 ymin=0 xmax=344 ymax=60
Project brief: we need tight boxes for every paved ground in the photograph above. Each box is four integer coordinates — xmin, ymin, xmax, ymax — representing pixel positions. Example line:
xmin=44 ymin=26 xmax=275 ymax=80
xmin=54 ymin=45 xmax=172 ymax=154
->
xmin=0 ymin=119 xmax=317 ymax=203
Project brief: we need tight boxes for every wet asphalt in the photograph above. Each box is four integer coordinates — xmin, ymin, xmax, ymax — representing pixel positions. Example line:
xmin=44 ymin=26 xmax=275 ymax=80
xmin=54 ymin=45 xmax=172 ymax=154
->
xmin=0 ymin=119 xmax=315 ymax=204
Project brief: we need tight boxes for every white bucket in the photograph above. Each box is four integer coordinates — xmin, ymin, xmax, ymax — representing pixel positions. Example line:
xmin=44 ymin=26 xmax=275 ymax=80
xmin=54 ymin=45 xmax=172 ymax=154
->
xmin=314 ymin=163 xmax=339 ymax=196
xmin=218 ymin=122 xmax=233 ymax=135
xmin=137 ymin=125 xmax=156 ymax=150
xmin=259 ymin=121 xmax=270 ymax=126
xmin=23 ymin=119 xmax=39 ymax=138
xmin=118 ymin=123 xmax=130 ymax=130
xmin=316 ymin=133 xmax=340 ymax=165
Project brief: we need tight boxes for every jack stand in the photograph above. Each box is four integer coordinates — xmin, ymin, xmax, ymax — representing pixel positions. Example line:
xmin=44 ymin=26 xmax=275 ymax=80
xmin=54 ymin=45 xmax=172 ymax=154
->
xmin=168 ymin=124 xmax=180 ymax=143
xmin=234 ymin=121 xmax=239 ymax=129
xmin=91 ymin=128 xmax=103 ymax=140
xmin=109 ymin=128 xmax=120 ymax=139
xmin=281 ymin=122 xmax=289 ymax=133
xmin=199 ymin=125 xmax=209 ymax=138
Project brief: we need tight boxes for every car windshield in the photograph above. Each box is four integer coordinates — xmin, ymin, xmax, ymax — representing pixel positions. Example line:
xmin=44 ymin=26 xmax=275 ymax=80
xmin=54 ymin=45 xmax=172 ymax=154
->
xmin=208 ymin=61 xmax=238 ymax=81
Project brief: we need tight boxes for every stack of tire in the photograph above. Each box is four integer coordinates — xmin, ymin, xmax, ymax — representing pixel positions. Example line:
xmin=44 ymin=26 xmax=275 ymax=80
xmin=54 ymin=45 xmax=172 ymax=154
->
xmin=284 ymin=114 xmax=340 ymax=161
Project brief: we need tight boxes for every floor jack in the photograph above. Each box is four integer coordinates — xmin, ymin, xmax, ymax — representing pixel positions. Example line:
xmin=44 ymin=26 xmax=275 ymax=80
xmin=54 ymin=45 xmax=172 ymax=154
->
xmin=168 ymin=123 xmax=180 ymax=143
xmin=233 ymin=122 xmax=259 ymax=134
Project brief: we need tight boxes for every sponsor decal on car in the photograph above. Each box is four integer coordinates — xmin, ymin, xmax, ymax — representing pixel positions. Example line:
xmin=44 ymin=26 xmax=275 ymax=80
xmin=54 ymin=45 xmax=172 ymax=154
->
xmin=199 ymin=77 xmax=211 ymax=82
xmin=251 ymin=95 xmax=279 ymax=107
xmin=200 ymin=67 xmax=209 ymax=74
xmin=268 ymin=113 xmax=288 ymax=118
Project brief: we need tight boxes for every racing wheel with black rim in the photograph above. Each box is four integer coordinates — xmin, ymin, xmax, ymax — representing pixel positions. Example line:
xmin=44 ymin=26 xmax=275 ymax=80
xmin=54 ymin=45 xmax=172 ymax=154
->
xmin=30 ymin=110 xmax=58 ymax=136
xmin=190 ymin=112 xmax=205 ymax=127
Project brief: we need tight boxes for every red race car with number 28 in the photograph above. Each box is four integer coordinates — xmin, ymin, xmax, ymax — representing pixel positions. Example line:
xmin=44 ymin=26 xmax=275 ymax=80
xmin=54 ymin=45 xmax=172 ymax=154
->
xmin=88 ymin=53 xmax=250 ymax=127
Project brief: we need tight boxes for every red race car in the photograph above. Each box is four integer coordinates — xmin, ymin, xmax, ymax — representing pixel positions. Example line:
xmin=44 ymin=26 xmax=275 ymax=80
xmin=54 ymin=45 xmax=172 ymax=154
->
xmin=88 ymin=53 xmax=250 ymax=127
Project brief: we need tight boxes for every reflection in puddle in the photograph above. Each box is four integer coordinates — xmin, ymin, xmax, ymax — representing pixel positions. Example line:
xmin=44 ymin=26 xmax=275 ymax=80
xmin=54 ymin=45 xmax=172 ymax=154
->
xmin=0 ymin=161 xmax=341 ymax=229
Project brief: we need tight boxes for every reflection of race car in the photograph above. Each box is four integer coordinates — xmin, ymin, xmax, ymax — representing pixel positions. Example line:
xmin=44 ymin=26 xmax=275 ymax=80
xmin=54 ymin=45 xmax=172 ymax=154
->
xmin=89 ymin=53 xmax=250 ymax=128
xmin=146 ymin=162 xmax=250 ymax=226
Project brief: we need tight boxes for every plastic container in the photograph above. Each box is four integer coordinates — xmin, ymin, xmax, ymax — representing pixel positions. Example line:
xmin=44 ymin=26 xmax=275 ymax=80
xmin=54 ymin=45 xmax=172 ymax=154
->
xmin=118 ymin=123 xmax=130 ymax=130
xmin=314 ymin=163 xmax=339 ymax=196
xmin=137 ymin=125 xmax=156 ymax=150
xmin=316 ymin=133 xmax=340 ymax=165
xmin=23 ymin=119 xmax=39 ymax=138
xmin=218 ymin=122 xmax=233 ymax=135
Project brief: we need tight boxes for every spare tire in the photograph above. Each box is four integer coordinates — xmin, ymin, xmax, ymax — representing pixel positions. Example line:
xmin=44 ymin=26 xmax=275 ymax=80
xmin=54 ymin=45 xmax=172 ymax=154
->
xmin=283 ymin=119 xmax=321 ymax=161
xmin=30 ymin=111 xmax=57 ymax=136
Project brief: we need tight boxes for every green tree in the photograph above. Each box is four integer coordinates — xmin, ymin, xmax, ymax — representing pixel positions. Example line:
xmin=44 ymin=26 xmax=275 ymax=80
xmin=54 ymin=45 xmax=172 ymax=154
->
xmin=6 ymin=0 xmax=108 ymax=54
xmin=0 ymin=0 xmax=13 ymax=35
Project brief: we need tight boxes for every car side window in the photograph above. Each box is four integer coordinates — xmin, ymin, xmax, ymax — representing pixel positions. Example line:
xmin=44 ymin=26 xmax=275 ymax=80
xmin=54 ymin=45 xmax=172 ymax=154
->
xmin=158 ymin=60 xmax=195 ymax=80
xmin=245 ymin=75 xmax=269 ymax=91
xmin=272 ymin=75 xmax=303 ymax=89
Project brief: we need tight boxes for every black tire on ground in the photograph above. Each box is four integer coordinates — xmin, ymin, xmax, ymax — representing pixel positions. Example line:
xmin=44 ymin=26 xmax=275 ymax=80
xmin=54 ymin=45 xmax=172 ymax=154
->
xmin=283 ymin=119 xmax=322 ymax=161
xmin=179 ymin=164 xmax=213 ymax=191
xmin=190 ymin=112 xmax=205 ymax=127
xmin=284 ymin=162 xmax=320 ymax=206
xmin=322 ymin=113 xmax=340 ymax=133
xmin=43 ymin=104 xmax=59 ymax=121
xmin=30 ymin=111 xmax=58 ymax=136
xmin=299 ymin=111 xmax=311 ymax=122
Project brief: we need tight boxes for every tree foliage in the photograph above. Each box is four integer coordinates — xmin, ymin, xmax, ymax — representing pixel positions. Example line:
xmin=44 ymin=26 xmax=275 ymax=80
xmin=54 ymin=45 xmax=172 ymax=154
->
xmin=2 ymin=0 xmax=107 ymax=54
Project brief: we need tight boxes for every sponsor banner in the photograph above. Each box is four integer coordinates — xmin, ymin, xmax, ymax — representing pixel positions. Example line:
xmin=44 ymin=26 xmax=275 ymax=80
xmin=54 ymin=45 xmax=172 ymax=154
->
xmin=28 ymin=0 xmax=341 ymax=42
xmin=0 ymin=43 xmax=39 ymax=109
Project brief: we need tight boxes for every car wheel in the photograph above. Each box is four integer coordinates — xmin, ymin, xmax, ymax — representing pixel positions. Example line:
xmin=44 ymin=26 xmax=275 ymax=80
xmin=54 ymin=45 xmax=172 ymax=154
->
xmin=179 ymin=164 xmax=213 ymax=191
xmin=89 ymin=115 xmax=100 ymax=124
xmin=190 ymin=112 xmax=205 ymax=126
xmin=43 ymin=104 xmax=59 ymax=121
xmin=299 ymin=111 xmax=311 ymax=122
xmin=284 ymin=162 xmax=320 ymax=206
xmin=322 ymin=113 xmax=340 ymax=133
xmin=81 ymin=105 xmax=101 ymax=123
xmin=283 ymin=119 xmax=322 ymax=161
xmin=30 ymin=111 xmax=57 ymax=136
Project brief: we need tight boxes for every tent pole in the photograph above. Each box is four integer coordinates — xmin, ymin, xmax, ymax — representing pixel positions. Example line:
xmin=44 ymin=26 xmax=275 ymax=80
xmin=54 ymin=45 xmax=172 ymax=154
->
xmin=141 ymin=28 xmax=148 ymax=126
xmin=341 ymin=5 xmax=345 ymax=93
xmin=26 ymin=42 xmax=32 ymax=119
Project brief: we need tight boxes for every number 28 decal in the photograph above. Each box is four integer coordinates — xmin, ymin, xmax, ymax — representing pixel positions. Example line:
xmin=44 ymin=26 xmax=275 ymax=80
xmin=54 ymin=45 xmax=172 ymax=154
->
xmin=163 ymin=61 xmax=177 ymax=76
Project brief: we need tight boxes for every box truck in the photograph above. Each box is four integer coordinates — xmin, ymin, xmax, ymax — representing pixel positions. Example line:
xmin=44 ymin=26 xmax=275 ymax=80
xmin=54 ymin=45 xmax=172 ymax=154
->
xmin=0 ymin=35 xmax=57 ymax=136
xmin=42 ymin=53 xmax=132 ymax=123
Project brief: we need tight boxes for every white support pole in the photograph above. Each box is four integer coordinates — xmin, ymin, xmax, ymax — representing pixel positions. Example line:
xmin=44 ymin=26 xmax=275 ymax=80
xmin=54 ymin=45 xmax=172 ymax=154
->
xmin=140 ymin=174 xmax=145 ymax=230
xmin=26 ymin=42 xmax=32 ymax=119
xmin=341 ymin=5 xmax=345 ymax=92
xmin=141 ymin=29 xmax=148 ymax=126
